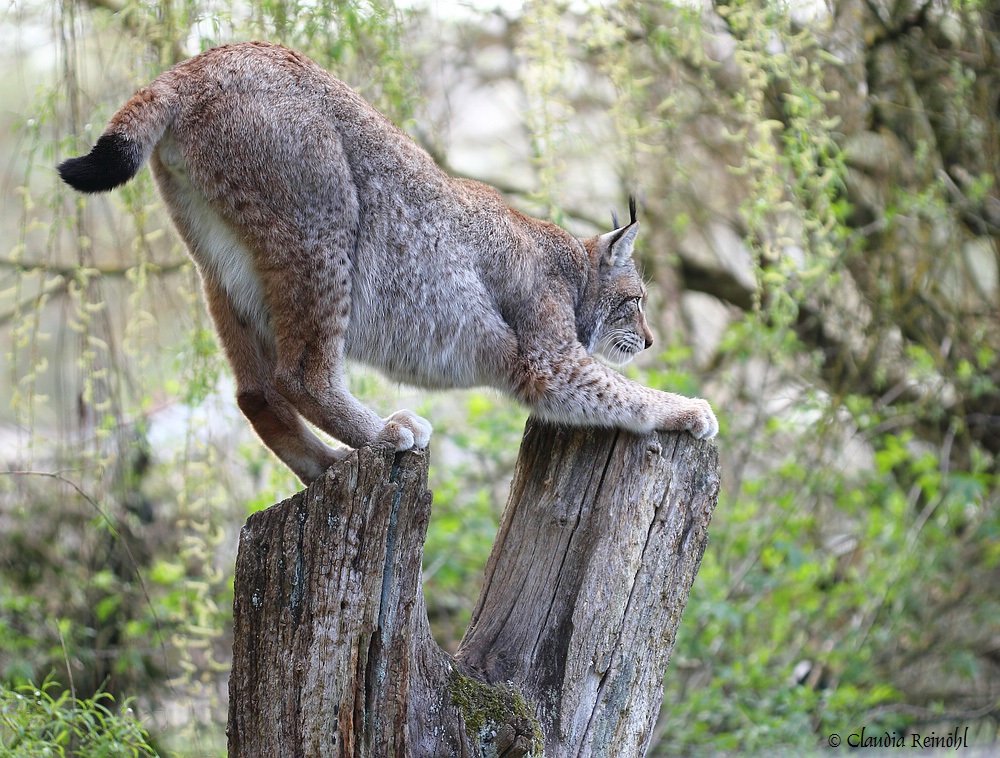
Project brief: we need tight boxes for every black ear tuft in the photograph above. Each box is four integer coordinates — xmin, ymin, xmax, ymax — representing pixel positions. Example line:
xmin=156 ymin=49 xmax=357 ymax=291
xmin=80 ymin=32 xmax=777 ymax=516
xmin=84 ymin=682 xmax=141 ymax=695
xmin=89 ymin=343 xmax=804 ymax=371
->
xmin=611 ymin=197 xmax=638 ymax=231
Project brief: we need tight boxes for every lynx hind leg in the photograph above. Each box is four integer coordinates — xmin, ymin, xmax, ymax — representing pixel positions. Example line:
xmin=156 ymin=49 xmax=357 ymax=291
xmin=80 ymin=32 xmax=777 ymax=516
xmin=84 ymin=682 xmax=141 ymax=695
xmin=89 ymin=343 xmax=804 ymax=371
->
xmin=151 ymin=167 xmax=344 ymax=484
xmin=205 ymin=281 xmax=346 ymax=484
xmin=258 ymin=230 xmax=433 ymax=455
xmin=196 ymin=114 xmax=430 ymax=457
xmin=236 ymin=383 xmax=350 ymax=483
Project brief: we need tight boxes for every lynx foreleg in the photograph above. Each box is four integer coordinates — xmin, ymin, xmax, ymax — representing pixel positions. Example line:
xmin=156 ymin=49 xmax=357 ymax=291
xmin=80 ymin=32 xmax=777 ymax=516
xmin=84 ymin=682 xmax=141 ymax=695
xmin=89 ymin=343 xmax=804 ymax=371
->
xmin=515 ymin=345 xmax=718 ymax=439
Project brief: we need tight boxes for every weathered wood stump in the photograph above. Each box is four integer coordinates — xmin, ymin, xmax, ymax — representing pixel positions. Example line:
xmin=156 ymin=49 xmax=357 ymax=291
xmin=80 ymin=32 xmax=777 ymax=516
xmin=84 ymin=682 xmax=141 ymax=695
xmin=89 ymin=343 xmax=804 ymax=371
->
xmin=228 ymin=417 xmax=720 ymax=757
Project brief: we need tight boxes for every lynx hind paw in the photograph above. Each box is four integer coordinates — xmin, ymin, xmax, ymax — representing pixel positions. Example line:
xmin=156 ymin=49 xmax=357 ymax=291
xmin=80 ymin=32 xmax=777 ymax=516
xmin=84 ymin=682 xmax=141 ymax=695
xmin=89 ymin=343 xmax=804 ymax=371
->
xmin=378 ymin=409 xmax=433 ymax=451
xmin=686 ymin=398 xmax=719 ymax=440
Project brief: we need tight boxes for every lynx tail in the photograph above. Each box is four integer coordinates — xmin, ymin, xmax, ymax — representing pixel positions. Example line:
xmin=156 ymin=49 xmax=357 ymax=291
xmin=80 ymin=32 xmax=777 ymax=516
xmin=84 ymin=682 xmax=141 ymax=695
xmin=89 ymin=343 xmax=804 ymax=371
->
xmin=58 ymin=133 xmax=145 ymax=193
xmin=58 ymin=82 xmax=177 ymax=194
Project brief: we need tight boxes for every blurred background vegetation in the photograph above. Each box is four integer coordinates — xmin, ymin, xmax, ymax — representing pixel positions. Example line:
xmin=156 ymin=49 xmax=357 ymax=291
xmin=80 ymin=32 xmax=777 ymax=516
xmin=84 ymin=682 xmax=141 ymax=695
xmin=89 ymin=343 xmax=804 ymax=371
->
xmin=1 ymin=0 xmax=998 ymax=754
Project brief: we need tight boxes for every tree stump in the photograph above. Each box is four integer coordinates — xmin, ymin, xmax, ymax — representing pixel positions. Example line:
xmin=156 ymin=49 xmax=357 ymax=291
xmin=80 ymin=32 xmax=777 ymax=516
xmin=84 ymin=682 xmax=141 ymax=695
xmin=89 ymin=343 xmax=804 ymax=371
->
xmin=227 ymin=417 xmax=720 ymax=757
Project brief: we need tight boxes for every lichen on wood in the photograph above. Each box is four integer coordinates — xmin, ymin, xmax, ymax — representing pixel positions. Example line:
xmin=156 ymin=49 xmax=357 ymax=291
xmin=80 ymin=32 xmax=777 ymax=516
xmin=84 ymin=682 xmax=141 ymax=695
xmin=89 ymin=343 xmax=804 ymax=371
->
xmin=449 ymin=669 xmax=544 ymax=756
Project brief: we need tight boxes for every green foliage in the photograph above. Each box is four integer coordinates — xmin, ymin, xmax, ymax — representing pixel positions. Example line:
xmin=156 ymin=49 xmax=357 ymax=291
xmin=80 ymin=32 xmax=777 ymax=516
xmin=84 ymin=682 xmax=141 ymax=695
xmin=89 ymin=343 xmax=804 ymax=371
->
xmin=656 ymin=372 xmax=998 ymax=752
xmin=3 ymin=0 xmax=999 ymax=754
xmin=246 ymin=0 xmax=416 ymax=121
xmin=633 ymin=0 xmax=998 ymax=744
xmin=516 ymin=0 xmax=575 ymax=218
xmin=0 ymin=679 xmax=157 ymax=757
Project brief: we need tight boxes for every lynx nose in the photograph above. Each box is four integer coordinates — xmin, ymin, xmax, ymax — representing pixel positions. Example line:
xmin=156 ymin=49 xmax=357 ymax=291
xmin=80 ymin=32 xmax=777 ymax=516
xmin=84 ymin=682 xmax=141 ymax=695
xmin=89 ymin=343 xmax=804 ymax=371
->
xmin=644 ymin=334 xmax=653 ymax=350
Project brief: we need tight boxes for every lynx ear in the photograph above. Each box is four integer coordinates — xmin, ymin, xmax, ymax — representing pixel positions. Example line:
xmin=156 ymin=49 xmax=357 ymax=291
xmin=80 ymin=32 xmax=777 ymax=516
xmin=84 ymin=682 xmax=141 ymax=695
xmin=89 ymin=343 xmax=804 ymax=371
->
xmin=602 ymin=196 xmax=640 ymax=266
xmin=605 ymin=222 xmax=639 ymax=266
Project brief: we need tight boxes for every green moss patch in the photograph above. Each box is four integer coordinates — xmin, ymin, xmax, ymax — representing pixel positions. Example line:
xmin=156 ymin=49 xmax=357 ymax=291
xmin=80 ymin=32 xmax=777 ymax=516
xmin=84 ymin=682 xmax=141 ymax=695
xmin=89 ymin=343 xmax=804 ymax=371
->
xmin=449 ymin=670 xmax=544 ymax=755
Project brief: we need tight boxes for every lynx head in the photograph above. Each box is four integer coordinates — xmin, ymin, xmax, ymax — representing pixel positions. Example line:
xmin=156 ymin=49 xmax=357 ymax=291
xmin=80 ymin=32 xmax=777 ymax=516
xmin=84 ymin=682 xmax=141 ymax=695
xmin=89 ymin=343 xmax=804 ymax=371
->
xmin=579 ymin=199 xmax=654 ymax=367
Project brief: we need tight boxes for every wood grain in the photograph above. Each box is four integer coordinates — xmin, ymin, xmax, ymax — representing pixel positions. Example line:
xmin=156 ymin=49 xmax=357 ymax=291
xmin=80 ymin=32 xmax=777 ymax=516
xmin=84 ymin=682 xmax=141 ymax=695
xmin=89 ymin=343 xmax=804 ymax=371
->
xmin=228 ymin=419 xmax=719 ymax=757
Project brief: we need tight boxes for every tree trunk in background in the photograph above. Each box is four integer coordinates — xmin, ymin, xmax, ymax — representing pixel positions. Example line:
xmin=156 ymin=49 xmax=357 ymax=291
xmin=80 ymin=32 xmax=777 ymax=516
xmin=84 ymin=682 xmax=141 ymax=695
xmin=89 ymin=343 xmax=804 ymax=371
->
xmin=227 ymin=418 xmax=720 ymax=757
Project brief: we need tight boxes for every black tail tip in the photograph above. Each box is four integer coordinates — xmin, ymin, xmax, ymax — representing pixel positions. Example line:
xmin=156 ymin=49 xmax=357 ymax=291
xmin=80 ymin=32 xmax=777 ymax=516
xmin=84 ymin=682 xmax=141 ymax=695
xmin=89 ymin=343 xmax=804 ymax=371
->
xmin=58 ymin=133 xmax=142 ymax=194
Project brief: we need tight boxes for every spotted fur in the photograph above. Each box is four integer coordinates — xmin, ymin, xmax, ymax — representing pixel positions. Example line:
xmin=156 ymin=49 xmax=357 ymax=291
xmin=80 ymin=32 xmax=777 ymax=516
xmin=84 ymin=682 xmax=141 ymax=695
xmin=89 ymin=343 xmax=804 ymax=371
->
xmin=59 ymin=42 xmax=718 ymax=483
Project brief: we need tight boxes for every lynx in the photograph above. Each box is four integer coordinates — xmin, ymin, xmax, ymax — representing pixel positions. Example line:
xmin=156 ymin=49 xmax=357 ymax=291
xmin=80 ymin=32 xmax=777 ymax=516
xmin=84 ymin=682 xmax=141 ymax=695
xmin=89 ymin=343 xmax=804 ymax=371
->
xmin=59 ymin=42 xmax=718 ymax=484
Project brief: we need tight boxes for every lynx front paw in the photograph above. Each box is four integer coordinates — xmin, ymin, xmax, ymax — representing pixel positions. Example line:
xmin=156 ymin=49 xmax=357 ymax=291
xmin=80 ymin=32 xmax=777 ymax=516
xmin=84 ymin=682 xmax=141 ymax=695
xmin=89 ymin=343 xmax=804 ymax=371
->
xmin=378 ymin=409 xmax=433 ymax=451
xmin=685 ymin=398 xmax=719 ymax=440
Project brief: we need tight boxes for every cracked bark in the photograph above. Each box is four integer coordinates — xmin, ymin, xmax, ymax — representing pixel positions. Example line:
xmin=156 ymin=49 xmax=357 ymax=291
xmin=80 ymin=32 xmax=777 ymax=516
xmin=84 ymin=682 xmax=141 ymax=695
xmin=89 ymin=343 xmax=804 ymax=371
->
xmin=228 ymin=417 xmax=720 ymax=757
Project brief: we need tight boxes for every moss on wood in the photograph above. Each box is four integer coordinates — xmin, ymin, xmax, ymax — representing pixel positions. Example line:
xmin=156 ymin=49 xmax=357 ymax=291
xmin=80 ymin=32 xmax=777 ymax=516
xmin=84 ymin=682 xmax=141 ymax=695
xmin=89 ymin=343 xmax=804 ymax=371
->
xmin=449 ymin=670 xmax=544 ymax=756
